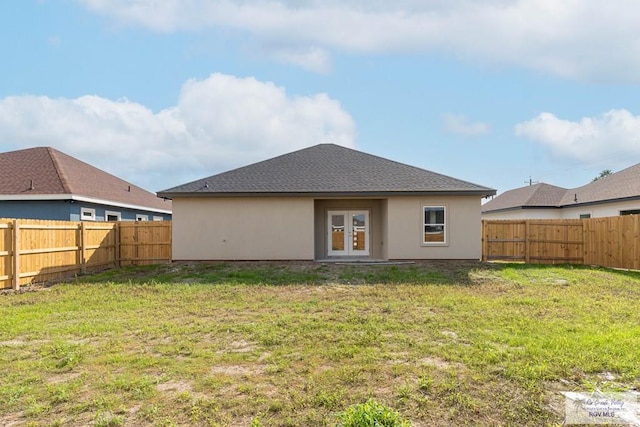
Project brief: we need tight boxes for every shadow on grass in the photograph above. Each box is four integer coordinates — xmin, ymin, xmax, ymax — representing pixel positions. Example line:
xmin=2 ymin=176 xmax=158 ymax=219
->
xmin=72 ymin=260 xmax=487 ymax=286
xmin=67 ymin=260 xmax=640 ymax=287
xmin=488 ymin=261 xmax=640 ymax=278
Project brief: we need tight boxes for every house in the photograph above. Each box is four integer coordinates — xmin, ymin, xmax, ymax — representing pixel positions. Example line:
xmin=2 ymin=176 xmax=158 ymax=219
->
xmin=158 ymin=144 xmax=495 ymax=261
xmin=0 ymin=147 xmax=172 ymax=221
xmin=482 ymin=162 xmax=640 ymax=219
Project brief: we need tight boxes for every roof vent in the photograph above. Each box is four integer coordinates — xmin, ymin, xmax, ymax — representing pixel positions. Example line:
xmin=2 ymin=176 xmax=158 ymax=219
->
xmin=128 ymin=185 xmax=131 ymax=192
xmin=29 ymin=179 xmax=34 ymax=190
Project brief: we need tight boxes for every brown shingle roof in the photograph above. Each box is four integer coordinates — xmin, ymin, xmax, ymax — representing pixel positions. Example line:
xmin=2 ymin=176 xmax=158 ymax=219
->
xmin=559 ymin=163 xmax=640 ymax=206
xmin=482 ymin=162 xmax=640 ymax=213
xmin=159 ymin=143 xmax=496 ymax=197
xmin=0 ymin=147 xmax=171 ymax=212
xmin=481 ymin=183 xmax=567 ymax=213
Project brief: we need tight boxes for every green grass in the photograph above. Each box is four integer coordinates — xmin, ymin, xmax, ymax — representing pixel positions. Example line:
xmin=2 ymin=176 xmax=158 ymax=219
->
xmin=1 ymin=261 xmax=639 ymax=426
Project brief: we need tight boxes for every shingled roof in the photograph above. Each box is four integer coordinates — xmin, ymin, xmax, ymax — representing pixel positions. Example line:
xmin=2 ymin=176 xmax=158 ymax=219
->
xmin=482 ymin=162 xmax=640 ymax=213
xmin=559 ymin=163 xmax=640 ymax=206
xmin=0 ymin=147 xmax=171 ymax=212
xmin=158 ymin=144 xmax=495 ymax=198
xmin=481 ymin=183 xmax=567 ymax=213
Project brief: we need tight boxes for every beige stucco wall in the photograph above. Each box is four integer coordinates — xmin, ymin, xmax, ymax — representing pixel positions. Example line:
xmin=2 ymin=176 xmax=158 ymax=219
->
xmin=387 ymin=196 xmax=482 ymax=259
xmin=481 ymin=209 xmax=562 ymax=220
xmin=560 ymin=200 xmax=640 ymax=218
xmin=173 ymin=195 xmax=485 ymax=261
xmin=172 ymin=197 xmax=315 ymax=260
xmin=482 ymin=200 xmax=640 ymax=220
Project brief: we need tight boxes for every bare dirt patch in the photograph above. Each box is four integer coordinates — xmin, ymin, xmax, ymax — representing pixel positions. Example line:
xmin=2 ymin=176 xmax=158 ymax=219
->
xmin=47 ymin=372 xmax=82 ymax=384
xmin=157 ymin=380 xmax=193 ymax=393
xmin=210 ymin=365 xmax=265 ymax=376
xmin=419 ymin=356 xmax=461 ymax=370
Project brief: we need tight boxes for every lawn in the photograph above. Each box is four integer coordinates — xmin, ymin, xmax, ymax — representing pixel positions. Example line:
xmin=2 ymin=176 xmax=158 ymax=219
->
xmin=1 ymin=261 xmax=639 ymax=426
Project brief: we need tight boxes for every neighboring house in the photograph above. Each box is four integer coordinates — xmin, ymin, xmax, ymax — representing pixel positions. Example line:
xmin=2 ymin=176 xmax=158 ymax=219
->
xmin=482 ymin=162 xmax=640 ymax=220
xmin=158 ymin=144 xmax=495 ymax=261
xmin=0 ymin=147 xmax=172 ymax=221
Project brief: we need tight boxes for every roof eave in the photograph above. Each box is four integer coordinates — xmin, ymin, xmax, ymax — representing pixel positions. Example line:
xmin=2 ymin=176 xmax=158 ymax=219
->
xmin=158 ymin=189 xmax=496 ymax=199
xmin=481 ymin=205 xmax=561 ymax=214
xmin=0 ymin=193 xmax=172 ymax=214
xmin=560 ymin=194 xmax=640 ymax=208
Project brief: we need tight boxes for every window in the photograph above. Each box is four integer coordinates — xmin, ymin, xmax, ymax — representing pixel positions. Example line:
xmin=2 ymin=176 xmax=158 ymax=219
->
xmin=423 ymin=206 xmax=445 ymax=244
xmin=579 ymin=214 xmax=591 ymax=219
xmin=80 ymin=207 xmax=96 ymax=221
xmin=152 ymin=216 xmax=163 ymax=221
xmin=620 ymin=209 xmax=640 ymax=216
xmin=105 ymin=210 xmax=121 ymax=222
xmin=136 ymin=214 xmax=149 ymax=221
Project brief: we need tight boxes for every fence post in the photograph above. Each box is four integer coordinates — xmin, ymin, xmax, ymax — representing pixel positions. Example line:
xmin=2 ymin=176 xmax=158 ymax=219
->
xmin=524 ymin=220 xmax=530 ymax=263
xmin=12 ymin=219 xmax=20 ymax=291
xmin=115 ymin=222 xmax=120 ymax=268
xmin=80 ymin=222 xmax=86 ymax=274
xmin=481 ymin=220 xmax=487 ymax=262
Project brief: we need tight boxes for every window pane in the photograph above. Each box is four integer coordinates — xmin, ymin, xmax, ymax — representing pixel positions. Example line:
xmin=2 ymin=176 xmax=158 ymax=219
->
xmin=424 ymin=207 xmax=444 ymax=224
xmin=423 ymin=206 xmax=445 ymax=243
xmin=352 ymin=213 xmax=366 ymax=251
xmin=331 ymin=215 xmax=345 ymax=251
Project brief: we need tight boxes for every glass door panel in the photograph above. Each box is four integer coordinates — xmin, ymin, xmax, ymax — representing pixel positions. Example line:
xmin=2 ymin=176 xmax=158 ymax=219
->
xmin=327 ymin=210 xmax=369 ymax=256
xmin=330 ymin=214 xmax=346 ymax=253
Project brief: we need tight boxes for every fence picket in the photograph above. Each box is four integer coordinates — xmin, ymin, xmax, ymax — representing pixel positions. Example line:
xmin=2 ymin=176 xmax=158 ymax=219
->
xmin=0 ymin=219 xmax=171 ymax=289
xmin=483 ymin=215 xmax=640 ymax=270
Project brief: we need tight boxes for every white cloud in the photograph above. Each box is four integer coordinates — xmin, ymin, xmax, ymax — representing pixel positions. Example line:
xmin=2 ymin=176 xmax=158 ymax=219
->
xmin=442 ymin=114 xmax=491 ymax=136
xmin=271 ymin=47 xmax=332 ymax=74
xmin=0 ymin=73 xmax=355 ymax=191
xmin=515 ymin=109 xmax=640 ymax=167
xmin=47 ymin=35 xmax=61 ymax=47
xmin=77 ymin=0 xmax=640 ymax=81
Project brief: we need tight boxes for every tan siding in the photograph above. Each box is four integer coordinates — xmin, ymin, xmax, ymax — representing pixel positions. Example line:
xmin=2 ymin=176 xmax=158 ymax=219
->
xmin=386 ymin=196 xmax=482 ymax=259
xmin=172 ymin=197 xmax=315 ymax=260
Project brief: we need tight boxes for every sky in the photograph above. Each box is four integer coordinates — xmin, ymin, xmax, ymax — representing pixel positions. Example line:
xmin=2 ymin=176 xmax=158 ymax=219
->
xmin=2 ymin=1 xmax=640 ymax=196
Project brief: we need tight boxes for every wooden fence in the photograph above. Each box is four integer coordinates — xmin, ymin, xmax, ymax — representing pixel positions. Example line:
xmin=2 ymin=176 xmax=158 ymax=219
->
xmin=482 ymin=216 xmax=640 ymax=270
xmin=0 ymin=219 xmax=171 ymax=290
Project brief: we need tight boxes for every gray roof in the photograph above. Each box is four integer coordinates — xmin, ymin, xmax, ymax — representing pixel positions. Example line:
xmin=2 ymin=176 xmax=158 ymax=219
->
xmin=159 ymin=144 xmax=495 ymax=198
xmin=482 ymin=162 xmax=640 ymax=213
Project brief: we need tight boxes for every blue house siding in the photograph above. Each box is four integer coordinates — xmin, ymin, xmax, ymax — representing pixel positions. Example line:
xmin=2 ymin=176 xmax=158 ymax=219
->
xmin=0 ymin=200 xmax=72 ymax=220
xmin=0 ymin=200 xmax=171 ymax=221
xmin=70 ymin=202 xmax=172 ymax=221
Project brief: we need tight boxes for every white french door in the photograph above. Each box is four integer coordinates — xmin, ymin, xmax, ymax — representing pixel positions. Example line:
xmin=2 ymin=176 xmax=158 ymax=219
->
xmin=327 ymin=210 xmax=370 ymax=256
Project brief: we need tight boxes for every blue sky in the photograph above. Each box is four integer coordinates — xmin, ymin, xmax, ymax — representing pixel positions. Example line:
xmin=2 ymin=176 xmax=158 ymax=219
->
xmin=2 ymin=1 xmax=640 ymax=195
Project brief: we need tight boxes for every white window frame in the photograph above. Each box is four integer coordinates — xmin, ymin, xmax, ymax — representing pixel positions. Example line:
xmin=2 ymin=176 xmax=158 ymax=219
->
xmin=152 ymin=216 xmax=163 ymax=221
xmin=136 ymin=214 xmax=149 ymax=221
xmin=80 ymin=207 xmax=96 ymax=221
xmin=105 ymin=210 xmax=121 ymax=222
xmin=422 ymin=206 xmax=446 ymax=245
